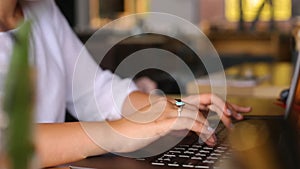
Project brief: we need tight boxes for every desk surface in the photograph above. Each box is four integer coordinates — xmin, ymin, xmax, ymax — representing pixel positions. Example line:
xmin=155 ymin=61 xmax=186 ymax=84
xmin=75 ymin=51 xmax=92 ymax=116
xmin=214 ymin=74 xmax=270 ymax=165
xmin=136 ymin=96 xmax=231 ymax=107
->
xmin=187 ymin=62 xmax=292 ymax=98
xmin=227 ymin=96 xmax=284 ymax=116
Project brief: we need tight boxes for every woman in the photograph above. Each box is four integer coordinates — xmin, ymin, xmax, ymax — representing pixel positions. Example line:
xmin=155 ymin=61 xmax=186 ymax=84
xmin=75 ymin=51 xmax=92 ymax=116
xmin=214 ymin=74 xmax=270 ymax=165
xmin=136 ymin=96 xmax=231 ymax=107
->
xmin=0 ymin=0 xmax=251 ymax=167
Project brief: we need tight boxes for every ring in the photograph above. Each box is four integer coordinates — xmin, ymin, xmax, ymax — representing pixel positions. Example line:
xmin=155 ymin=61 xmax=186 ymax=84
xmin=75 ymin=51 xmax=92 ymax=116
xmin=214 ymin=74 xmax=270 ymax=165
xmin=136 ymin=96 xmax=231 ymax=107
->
xmin=175 ymin=99 xmax=185 ymax=117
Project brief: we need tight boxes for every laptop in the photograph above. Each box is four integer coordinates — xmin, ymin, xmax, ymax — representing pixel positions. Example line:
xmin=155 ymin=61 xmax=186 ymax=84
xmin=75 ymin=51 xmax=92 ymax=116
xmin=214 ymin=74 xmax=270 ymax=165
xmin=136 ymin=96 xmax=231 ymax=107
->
xmin=69 ymin=58 xmax=300 ymax=169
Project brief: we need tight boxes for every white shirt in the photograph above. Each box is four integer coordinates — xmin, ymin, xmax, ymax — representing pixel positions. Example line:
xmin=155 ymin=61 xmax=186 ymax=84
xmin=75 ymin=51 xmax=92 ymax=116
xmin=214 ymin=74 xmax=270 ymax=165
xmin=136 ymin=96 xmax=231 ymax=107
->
xmin=0 ymin=0 xmax=137 ymax=123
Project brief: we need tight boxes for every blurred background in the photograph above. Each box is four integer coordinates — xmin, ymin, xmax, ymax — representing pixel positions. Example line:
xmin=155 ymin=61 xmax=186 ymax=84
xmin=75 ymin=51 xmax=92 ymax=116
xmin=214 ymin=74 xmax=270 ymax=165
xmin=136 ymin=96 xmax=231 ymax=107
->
xmin=54 ymin=0 xmax=300 ymax=95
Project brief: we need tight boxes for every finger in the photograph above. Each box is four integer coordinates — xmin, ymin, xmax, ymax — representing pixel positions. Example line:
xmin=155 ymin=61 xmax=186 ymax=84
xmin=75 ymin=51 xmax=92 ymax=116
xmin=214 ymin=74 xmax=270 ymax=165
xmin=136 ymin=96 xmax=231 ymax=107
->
xmin=196 ymin=130 xmax=217 ymax=147
xmin=170 ymin=99 xmax=206 ymax=112
xmin=231 ymin=104 xmax=252 ymax=113
xmin=182 ymin=103 xmax=212 ymax=125
xmin=226 ymin=104 xmax=243 ymax=120
xmin=208 ymin=104 xmax=232 ymax=129
xmin=200 ymin=97 xmax=237 ymax=128
xmin=183 ymin=94 xmax=228 ymax=119
xmin=188 ymin=102 xmax=210 ymax=113
xmin=177 ymin=106 xmax=217 ymax=143
xmin=156 ymin=117 xmax=215 ymax=137
xmin=210 ymin=100 xmax=244 ymax=121
xmin=226 ymin=103 xmax=251 ymax=120
xmin=182 ymin=94 xmax=242 ymax=129
xmin=168 ymin=102 xmax=208 ymax=124
xmin=188 ymin=120 xmax=217 ymax=146
xmin=205 ymin=134 xmax=217 ymax=147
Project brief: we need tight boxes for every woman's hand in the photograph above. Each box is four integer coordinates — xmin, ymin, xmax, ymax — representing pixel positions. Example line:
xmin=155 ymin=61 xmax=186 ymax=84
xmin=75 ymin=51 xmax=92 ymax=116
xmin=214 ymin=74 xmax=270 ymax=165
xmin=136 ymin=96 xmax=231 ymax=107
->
xmin=97 ymin=92 xmax=252 ymax=154
xmin=182 ymin=93 xmax=252 ymax=128
xmin=102 ymin=97 xmax=217 ymax=153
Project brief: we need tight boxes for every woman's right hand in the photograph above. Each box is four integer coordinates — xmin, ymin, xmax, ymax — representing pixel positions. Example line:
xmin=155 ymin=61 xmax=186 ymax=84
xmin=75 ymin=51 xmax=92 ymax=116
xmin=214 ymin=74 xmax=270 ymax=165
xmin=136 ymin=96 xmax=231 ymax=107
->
xmin=82 ymin=97 xmax=216 ymax=155
xmin=81 ymin=92 xmax=250 ymax=156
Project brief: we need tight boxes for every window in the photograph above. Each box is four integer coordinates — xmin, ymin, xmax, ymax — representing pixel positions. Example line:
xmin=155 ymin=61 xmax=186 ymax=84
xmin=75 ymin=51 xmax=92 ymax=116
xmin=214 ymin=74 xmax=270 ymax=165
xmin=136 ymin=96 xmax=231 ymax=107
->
xmin=225 ymin=0 xmax=291 ymax=22
xmin=89 ymin=0 xmax=149 ymax=28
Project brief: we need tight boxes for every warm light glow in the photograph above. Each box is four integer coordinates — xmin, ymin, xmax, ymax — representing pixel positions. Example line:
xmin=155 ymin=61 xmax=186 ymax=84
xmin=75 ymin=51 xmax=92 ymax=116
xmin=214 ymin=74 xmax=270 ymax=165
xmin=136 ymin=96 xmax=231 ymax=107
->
xmin=225 ymin=0 xmax=291 ymax=22
xmin=89 ymin=0 xmax=150 ymax=28
xmin=124 ymin=0 xmax=150 ymax=14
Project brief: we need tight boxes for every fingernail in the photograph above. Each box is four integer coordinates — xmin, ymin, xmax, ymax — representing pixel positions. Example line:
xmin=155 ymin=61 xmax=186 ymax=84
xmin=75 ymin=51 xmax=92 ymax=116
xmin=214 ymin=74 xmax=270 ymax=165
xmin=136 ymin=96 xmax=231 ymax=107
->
xmin=212 ymin=134 xmax=217 ymax=142
xmin=198 ymin=135 xmax=216 ymax=146
xmin=237 ymin=113 xmax=243 ymax=119
xmin=207 ymin=126 xmax=214 ymax=132
xmin=209 ymin=137 xmax=216 ymax=144
xmin=227 ymin=109 xmax=232 ymax=115
xmin=198 ymin=138 xmax=204 ymax=144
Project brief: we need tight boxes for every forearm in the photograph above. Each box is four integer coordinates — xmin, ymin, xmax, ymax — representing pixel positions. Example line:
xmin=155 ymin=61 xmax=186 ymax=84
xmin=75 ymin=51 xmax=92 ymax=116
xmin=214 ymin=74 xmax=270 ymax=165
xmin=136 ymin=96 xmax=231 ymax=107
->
xmin=35 ymin=92 xmax=163 ymax=167
xmin=35 ymin=122 xmax=106 ymax=167
xmin=35 ymin=120 xmax=160 ymax=168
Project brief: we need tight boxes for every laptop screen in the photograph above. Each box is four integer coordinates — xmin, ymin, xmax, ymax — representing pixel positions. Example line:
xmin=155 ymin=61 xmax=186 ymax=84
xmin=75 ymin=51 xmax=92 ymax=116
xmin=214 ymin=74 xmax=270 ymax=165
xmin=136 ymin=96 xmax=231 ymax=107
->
xmin=292 ymin=72 xmax=300 ymax=131
xmin=285 ymin=55 xmax=300 ymax=133
xmin=281 ymin=55 xmax=300 ymax=169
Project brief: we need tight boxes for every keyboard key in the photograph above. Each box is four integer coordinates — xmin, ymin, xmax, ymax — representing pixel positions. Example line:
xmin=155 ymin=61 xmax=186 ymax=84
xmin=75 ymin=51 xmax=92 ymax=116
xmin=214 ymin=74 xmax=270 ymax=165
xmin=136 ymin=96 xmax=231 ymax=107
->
xmin=169 ymin=150 xmax=181 ymax=154
xmin=183 ymin=159 xmax=201 ymax=167
xmin=182 ymin=164 xmax=195 ymax=168
xmin=217 ymin=146 xmax=228 ymax=149
xmin=195 ymin=165 xmax=209 ymax=169
xmin=184 ymin=151 xmax=195 ymax=155
xmin=179 ymin=155 xmax=190 ymax=158
xmin=199 ymin=150 xmax=210 ymax=154
xmin=151 ymin=162 xmax=165 ymax=166
xmin=192 ymin=145 xmax=202 ymax=148
xmin=195 ymin=153 xmax=207 ymax=157
xmin=188 ymin=148 xmax=199 ymax=151
xmin=203 ymin=160 xmax=214 ymax=164
xmin=157 ymin=157 xmax=163 ymax=161
xmin=163 ymin=158 xmax=172 ymax=162
xmin=168 ymin=163 xmax=180 ymax=167
xmin=174 ymin=147 xmax=186 ymax=151
xmin=219 ymin=144 xmax=229 ymax=147
xmin=148 ymin=127 xmax=230 ymax=168
xmin=221 ymin=155 xmax=231 ymax=159
xmin=211 ymin=153 xmax=222 ymax=156
xmin=191 ymin=156 xmax=202 ymax=160
xmin=203 ymin=147 xmax=214 ymax=150
xmin=214 ymin=149 xmax=225 ymax=153
xmin=164 ymin=154 xmax=176 ymax=157
xmin=207 ymin=156 xmax=218 ymax=160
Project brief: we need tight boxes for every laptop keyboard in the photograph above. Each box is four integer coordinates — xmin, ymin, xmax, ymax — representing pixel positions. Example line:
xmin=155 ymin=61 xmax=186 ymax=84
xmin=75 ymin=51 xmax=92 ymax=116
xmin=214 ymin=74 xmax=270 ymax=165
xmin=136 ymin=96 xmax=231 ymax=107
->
xmin=142 ymin=125 xmax=232 ymax=168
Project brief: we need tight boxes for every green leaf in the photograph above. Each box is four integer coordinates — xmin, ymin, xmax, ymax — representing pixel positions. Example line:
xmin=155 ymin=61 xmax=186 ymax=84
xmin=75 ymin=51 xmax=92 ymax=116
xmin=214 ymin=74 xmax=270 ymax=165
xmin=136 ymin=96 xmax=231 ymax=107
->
xmin=3 ymin=21 xmax=35 ymax=169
